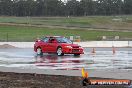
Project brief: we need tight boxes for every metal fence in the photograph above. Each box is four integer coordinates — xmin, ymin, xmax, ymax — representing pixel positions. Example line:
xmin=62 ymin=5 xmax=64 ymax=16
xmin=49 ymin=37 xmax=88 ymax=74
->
xmin=0 ymin=33 xmax=39 ymax=42
xmin=0 ymin=33 xmax=81 ymax=42
xmin=1 ymin=33 xmax=132 ymax=42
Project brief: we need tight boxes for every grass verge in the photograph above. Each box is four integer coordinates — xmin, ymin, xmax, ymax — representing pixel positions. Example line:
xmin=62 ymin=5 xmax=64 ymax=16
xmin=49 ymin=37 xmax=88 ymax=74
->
xmin=1 ymin=16 xmax=132 ymax=31
xmin=0 ymin=25 xmax=132 ymax=41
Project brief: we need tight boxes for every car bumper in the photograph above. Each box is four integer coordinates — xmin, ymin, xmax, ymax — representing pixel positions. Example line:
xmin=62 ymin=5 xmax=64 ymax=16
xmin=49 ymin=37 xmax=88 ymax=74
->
xmin=63 ymin=48 xmax=84 ymax=54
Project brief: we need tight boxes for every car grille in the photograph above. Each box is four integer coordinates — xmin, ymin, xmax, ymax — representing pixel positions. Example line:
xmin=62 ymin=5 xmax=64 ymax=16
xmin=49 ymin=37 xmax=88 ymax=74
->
xmin=72 ymin=49 xmax=79 ymax=52
xmin=72 ymin=46 xmax=79 ymax=48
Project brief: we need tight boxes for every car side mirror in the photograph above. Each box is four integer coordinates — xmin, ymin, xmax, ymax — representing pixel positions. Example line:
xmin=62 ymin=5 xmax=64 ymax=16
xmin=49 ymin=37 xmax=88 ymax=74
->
xmin=35 ymin=39 xmax=41 ymax=42
xmin=35 ymin=40 xmax=38 ymax=42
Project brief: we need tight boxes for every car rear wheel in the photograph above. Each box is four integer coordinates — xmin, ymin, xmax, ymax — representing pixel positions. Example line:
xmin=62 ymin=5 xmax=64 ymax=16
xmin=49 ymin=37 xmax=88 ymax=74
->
xmin=37 ymin=48 xmax=43 ymax=55
xmin=57 ymin=47 xmax=64 ymax=56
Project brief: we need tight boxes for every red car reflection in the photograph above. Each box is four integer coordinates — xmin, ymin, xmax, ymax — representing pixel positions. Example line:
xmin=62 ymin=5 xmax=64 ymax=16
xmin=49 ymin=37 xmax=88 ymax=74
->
xmin=35 ymin=55 xmax=83 ymax=70
xmin=34 ymin=36 xmax=84 ymax=56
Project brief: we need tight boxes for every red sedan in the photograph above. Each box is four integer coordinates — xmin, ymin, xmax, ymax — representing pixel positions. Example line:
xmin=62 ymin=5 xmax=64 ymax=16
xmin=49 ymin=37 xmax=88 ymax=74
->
xmin=34 ymin=36 xmax=84 ymax=56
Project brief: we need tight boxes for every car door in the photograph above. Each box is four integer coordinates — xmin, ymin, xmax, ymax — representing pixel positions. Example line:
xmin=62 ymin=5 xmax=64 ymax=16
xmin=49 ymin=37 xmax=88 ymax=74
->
xmin=48 ymin=38 xmax=58 ymax=53
xmin=41 ymin=37 xmax=50 ymax=53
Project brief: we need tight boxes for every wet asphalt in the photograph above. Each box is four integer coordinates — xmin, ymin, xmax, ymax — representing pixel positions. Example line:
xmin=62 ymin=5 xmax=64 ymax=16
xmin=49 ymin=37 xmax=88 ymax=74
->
xmin=0 ymin=47 xmax=132 ymax=70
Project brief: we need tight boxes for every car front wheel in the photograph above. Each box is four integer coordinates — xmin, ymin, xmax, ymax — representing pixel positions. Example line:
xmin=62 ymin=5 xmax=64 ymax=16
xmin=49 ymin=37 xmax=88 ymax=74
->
xmin=57 ymin=47 xmax=64 ymax=56
xmin=74 ymin=54 xmax=80 ymax=56
xmin=37 ymin=48 xmax=43 ymax=55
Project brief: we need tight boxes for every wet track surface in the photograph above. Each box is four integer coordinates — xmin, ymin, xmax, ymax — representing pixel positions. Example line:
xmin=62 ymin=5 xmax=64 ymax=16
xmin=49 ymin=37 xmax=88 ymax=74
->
xmin=0 ymin=48 xmax=132 ymax=70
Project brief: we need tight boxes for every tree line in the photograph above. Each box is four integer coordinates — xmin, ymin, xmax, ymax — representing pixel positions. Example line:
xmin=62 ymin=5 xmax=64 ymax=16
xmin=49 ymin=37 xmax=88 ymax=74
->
xmin=0 ymin=0 xmax=132 ymax=16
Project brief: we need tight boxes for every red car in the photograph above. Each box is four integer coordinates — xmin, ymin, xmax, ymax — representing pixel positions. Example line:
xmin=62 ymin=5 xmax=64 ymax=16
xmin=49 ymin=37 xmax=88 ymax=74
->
xmin=34 ymin=36 xmax=84 ymax=56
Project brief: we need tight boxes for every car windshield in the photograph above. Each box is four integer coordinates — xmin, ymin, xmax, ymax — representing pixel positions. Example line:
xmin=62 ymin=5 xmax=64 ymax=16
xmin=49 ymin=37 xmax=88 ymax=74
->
xmin=56 ymin=37 xmax=72 ymax=44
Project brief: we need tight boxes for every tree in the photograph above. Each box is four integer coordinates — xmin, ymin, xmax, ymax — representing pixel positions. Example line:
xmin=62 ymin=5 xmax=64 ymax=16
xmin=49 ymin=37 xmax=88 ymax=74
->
xmin=66 ymin=0 xmax=80 ymax=16
xmin=123 ymin=0 xmax=132 ymax=14
xmin=0 ymin=0 xmax=130 ymax=16
xmin=96 ymin=0 xmax=123 ymax=15
xmin=80 ymin=0 xmax=96 ymax=16
xmin=0 ymin=0 xmax=13 ymax=15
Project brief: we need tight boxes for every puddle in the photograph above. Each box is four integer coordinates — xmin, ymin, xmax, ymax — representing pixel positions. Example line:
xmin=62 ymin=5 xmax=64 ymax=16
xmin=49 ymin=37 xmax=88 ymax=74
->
xmin=0 ymin=48 xmax=132 ymax=70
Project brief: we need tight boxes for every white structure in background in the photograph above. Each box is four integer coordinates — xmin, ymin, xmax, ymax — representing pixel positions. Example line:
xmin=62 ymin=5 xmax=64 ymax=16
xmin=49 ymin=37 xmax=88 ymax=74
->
xmin=0 ymin=41 xmax=132 ymax=48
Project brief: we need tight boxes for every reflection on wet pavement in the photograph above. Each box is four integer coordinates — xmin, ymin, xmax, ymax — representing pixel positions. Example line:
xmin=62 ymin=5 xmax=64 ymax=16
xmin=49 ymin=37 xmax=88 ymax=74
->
xmin=0 ymin=48 xmax=132 ymax=70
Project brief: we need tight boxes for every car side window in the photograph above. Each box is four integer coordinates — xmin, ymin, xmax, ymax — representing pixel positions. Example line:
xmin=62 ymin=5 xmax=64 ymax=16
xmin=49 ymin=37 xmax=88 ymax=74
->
xmin=42 ymin=37 xmax=49 ymax=43
xmin=56 ymin=38 xmax=61 ymax=43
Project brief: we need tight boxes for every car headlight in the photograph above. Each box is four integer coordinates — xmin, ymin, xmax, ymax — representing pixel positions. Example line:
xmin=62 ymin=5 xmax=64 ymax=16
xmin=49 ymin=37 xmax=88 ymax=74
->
xmin=65 ymin=46 xmax=72 ymax=48
xmin=79 ymin=46 xmax=83 ymax=49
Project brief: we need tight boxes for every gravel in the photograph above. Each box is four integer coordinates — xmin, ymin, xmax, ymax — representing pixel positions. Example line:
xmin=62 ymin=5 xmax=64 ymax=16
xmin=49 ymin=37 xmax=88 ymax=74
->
xmin=0 ymin=72 xmax=131 ymax=88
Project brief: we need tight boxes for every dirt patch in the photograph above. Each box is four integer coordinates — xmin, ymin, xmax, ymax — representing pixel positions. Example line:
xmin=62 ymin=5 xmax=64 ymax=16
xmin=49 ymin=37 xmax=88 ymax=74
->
xmin=0 ymin=72 xmax=130 ymax=88
xmin=0 ymin=44 xmax=16 ymax=48
xmin=0 ymin=22 xmax=132 ymax=32
xmin=0 ymin=72 xmax=82 ymax=88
